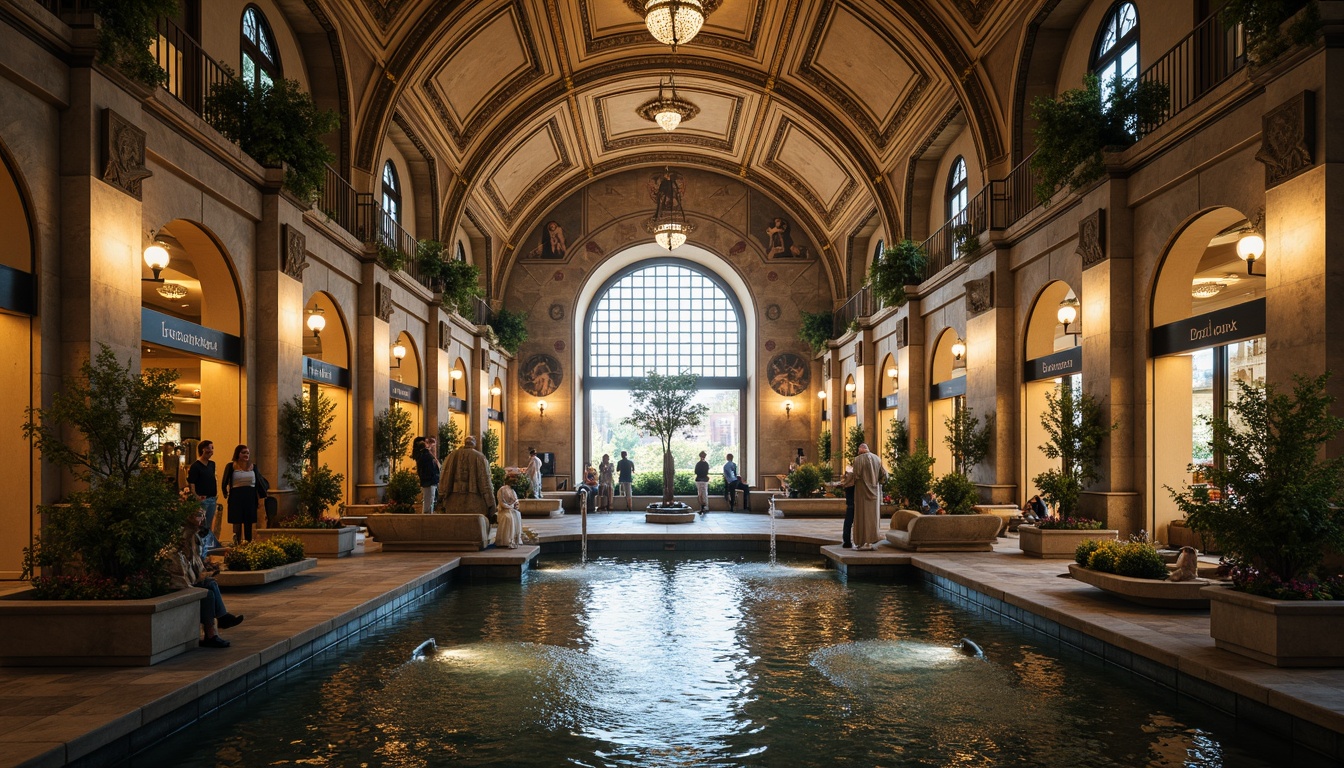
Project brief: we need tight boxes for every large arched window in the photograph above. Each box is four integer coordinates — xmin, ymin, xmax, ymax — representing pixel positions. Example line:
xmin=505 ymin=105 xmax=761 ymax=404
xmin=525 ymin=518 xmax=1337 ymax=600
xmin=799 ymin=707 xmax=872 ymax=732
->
xmin=585 ymin=260 xmax=745 ymax=470
xmin=946 ymin=156 xmax=968 ymax=224
xmin=381 ymin=161 xmax=401 ymax=240
xmin=1093 ymin=2 xmax=1138 ymax=99
xmin=241 ymin=6 xmax=281 ymax=88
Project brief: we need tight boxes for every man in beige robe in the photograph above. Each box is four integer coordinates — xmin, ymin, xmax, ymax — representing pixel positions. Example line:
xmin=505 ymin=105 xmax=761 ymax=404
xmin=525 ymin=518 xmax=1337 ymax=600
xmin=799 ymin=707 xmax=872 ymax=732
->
xmin=851 ymin=443 xmax=888 ymax=550
xmin=442 ymin=436 xmax=496 ymax=519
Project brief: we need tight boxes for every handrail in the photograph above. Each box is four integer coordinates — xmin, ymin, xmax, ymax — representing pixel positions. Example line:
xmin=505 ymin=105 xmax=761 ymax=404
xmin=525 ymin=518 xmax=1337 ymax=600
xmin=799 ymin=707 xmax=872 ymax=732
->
xmin=472 ymin=296 xmax=493 ymax=327
xmin=362 ymin=202 xmax=434 ymax=291
xmin=833 ymin=285 xmax=872 ymax=337
xmin=918 ymin=185 xmax=989 ymax=279
xmin=151 ymin=16 xmax=232 ymax=123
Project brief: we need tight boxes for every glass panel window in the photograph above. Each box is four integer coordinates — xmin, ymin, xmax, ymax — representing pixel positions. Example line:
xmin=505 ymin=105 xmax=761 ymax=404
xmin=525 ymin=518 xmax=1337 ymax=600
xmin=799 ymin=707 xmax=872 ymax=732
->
xmin=1094 ymin=2 xmax=1139 ymax=103
xmin=946 ymin=156 xmax=968 ymax=225
xmin=381 ymin=161 xmax=401 ymax=241
xmin=1190 ymin=348 xmax=1215 ymax=466
xmin=1225 ymin=336 xmax=1266 ymax=436
xmin=241 ymin=6 xmax=281 ymax=88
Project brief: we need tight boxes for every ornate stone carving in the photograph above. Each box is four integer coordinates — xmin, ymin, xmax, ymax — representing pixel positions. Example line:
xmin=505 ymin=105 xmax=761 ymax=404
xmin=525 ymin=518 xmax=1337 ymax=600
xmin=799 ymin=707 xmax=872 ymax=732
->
xmin=281 ymin=224 xmax=308 ymax=281
xmin=1256 ymin=91 xmax=1315 ymax=189
xmin=100 ymin=109 xmax=151 ymax=200
xmin=1077 ymin=209 xmax=1107 ymax=270
xmin=853 ymin=341 xmax=863 ymax=366
xmin=439 ymin=321 xmax=451 ymax=351
xmin=965 ymin=274 xmax=993 ymax=316
xmin=548 ymin=303 xmax=565 ymax=321
xmin=823 ymin=358 xmax=831 ymax=380
xmin=376 ymin=283 xmax=394 ymax=322
xmin=953 ymin=0 xmax=996 ymax=27
xmin=895 ymin=317 xmax=909 ymax=349
xmin=765 ymin=303 xmax=781 ymax=321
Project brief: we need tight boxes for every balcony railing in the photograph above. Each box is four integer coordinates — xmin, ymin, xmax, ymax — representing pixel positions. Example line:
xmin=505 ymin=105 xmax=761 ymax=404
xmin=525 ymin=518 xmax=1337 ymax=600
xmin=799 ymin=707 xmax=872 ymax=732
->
xmin=833 ymin=285 xmax=874 ymax=337
xmin=471 ymin=296 xmax=493 ymax=327
xmin=363 ymin=204 xmax=435 ymax=291
xmin=152 ymin=16 xmax=232 ymax=122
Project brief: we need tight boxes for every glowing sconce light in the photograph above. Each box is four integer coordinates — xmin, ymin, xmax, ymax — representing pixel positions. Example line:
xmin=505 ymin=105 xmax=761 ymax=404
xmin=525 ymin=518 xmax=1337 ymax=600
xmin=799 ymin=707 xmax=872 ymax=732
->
xmin=306 ymin=307 xmax=326 ymax=339
xmin=817 ymin=390 xmax=827 ymax=400
xmin=886 ymin=366 xmax=898 ymax=379
xmin=450 ymin=367 xmax=463 ymax=396
xmin=845 ymin=381 xmax=856 ymax=393
xmin=951 ymin=337 xmax=967 ymax=362
xmin=538 ymin=400 xmax=547 ymax=419
xmin=391 ymin=341 xmax=407 ymax=368
xmin=784 ymin=400 xmax=793 ymax=420
xmin=143 ymin=242 xmax=170 ymax=283
xmin=636 ymin=0 xmax=719 ymax=47
xmin=1237 ymin=233 xmax=1265 ymax=276
xmin=1057 ymin=297 xmax=1079 ymax=335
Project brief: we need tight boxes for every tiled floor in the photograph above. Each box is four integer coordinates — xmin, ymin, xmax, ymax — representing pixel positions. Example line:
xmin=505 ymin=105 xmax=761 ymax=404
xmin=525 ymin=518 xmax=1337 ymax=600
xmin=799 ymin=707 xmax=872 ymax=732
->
xmin=4 ymin=512 xmax=1344 ymax=767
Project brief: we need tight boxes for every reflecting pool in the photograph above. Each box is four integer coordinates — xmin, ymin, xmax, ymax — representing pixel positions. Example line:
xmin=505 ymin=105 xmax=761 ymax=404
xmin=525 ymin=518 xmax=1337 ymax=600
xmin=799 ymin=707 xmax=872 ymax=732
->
xmin=135 ymin=554 xmax=1286 ymax=767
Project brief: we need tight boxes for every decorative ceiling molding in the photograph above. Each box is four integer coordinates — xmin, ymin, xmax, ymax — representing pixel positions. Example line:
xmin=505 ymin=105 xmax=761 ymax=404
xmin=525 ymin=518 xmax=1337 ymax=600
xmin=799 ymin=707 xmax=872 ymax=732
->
xmin=797 ymin=0 xmax=929 ymax=150
xmin=593 ymin=87 xmax=745 ymax=153
xmin=903 ymin=104 xmax=962 ymax=236
xmin=577 ymin=0 xmax=763 ymax=56
xmin=762 ymin=118 xmax=859 ymax=228
xmin=953 ymin=0 xmax=998 ymax=29
xmin=480 ymin=117 xmax=574 ymax=227
xmin=361 ymin=0 xmax=411 ymax=29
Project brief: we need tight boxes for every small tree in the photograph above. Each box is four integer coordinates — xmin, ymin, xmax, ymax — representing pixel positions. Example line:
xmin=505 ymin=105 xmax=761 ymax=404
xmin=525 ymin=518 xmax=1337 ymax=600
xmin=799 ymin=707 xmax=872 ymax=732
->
xmin=622 ymin=371 xmax=709 ymax=505
xmin=944 ymin=407 xmax=993 ymax=476
xmin=482 ymin=428 xmax=501 ymax=465
xmin=1033 ymin=384 xmax=1116 ymax=519
xmin=932 ymin=471 xmax=979 ymax=515
xmin=868 ymin=240 xmax=927 ymax=307
xmin=799 ymin=310 xmax=834 ymax=354
xmin=374 ymin=404 xmax=414 ymax=480
xmin=890 ymin=439 xmax=937 ymax=509
xmin=278 ymin=391 xmax=344 ymax=519
xmin=883 ymin=417 xmax=908 ymax=470
xmin=817 ymin=428 xmax=832 ymax=463
xmin=843 ymin=422 xmax=865 ymax=462
xmin=438 ymin=420 xmax=462 ymax=461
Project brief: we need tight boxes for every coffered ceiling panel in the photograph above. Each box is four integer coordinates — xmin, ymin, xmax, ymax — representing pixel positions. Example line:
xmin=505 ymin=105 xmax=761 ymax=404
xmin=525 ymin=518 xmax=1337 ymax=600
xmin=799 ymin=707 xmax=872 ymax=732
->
xmin=481 ymin=117 xmax=574 ymax=226
xmin=764 ymin=117 xmax=858 ymax=228
xmin=421 ymin=2 xmax=544 ymax=150
xmin=592 ymin=82 xmax=746 ymax=153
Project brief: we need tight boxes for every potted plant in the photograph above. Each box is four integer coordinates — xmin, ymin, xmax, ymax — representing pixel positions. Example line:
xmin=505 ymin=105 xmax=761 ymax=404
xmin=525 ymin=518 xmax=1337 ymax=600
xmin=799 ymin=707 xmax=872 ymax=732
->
xmin=488 ymin=308 xmax=528 ymax=354
xmin=1019 ymin=383 xmax=1119 ymax=558
xmin=379 ymin=469 xmax=421 ymax=515
xmin=944 ymin=406 xmax=992 ymax=477
xmin=799 ymin=309 xmax=834 ymax=355
xmin=1068 ymin=537 xmax=1211 ymax=609
xmin=930 ymin=472 xmax=979 ymax=516
xmin=215 ymin=535 xmax=316 ymax=587
xmin=257 ymin=391 xmax=356 ymax=557
xmin=482 ymin=428 xmax=501 ymax=466
xmin=817 ymin=428 xmax=832 ymax=463
xmin=3 ymin=346 xmax=205 ymax=666
xmin=1172 ymin=374 xmax=1344 ymax=666
xmin=890 ymin=438 xmax=936 ymax=510
xmin=867 ymin=240 xmax=927 ymax=307
xmin=1220 ymin=0 xmax=1320 ymax=66
xmin=623 ymin=370 xmax=708 ymax=520
xmin=374 ymin=404 xmax=414 ymax=482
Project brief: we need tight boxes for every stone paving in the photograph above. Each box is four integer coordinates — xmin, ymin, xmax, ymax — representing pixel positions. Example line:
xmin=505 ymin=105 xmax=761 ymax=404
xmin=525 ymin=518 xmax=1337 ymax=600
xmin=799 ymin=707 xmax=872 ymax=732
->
xmin=4 ymin=512 xmax=1344 ymax=767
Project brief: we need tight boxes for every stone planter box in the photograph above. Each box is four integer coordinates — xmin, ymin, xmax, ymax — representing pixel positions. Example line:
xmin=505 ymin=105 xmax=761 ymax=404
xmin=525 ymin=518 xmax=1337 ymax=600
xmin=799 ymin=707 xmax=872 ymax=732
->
xmin=1067 ymin=564 xmax=1211 ymax=609
xmin=1202 ymin=586 xmax=1344 ymax=667
xmin=1018 ymin=525 xmax=1118 ymax=559
xmin=216 ymin=557 xmax=318 ymax=588
xmin=256 ymin=526 xmax=357 ymax=558
xmin=518 ymin=498 xmax=564 ymax=518
xmin=770 ymin=498 xmax=896 ymax=517
xmin=0 ymin=587 xmax=206 ymax=666
xmin=645 ymin=511 xmax=697 ymax=524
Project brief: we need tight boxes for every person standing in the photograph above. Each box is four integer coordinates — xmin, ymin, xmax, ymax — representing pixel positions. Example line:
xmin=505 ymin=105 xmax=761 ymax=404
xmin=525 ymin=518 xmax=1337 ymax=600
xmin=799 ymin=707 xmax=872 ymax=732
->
xmin=616 ymin=451 xmax=635 ymax=510
xmin=413 ymin=436 xmax=440 ymax=514
xmin=851 ymin=443 xmax=889 ymax=550
xmin=186 ymin=440 xmax=219 ymax=549
xmin=694 ymin=451 xmax=710 ymax=514
xmin=839 ymin=467 xmax=857 ymax=548
xmin=221 ymin=445 xmax=266 ymax=544
xmin=597 ymin=454 xmax=614 ymax=512
xmin=442 ymin=435 xmax=496 ymax=519
xmin=723 ymin=454 xmax=750 ymax=511
xmin=526 ymin=448 xmax=544 ymax=499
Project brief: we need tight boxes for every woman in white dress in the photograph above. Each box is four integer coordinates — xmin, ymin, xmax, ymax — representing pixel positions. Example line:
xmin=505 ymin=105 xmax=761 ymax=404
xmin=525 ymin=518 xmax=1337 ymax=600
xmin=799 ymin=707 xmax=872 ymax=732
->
xmin=495 ymin=482 xmax=521 ymax=548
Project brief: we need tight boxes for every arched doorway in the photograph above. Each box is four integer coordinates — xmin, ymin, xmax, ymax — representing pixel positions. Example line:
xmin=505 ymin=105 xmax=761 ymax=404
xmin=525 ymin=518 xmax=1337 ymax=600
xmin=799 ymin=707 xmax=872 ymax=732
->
xmin=929 ymin=328 xmax=967 ymax=475
xmin=1022 ymin=281 xmax=1082 ymax=499
xmin=447 ymin=356 xmax=469 ymax=447
xmin=842 ymin=374 xmax=858 ymax=460
xmin=488 ymin=375 xmax=505 ymax=467
xmin=1149 ymin=208 xmax=1267 ymax=540
xmin=302 ymin=292 xmax=352 ymax=505
xmin=139 ymin=220 xmax=244 ymax=491
xmin=0 ymin=142 xmax=35 ymax=579
xmin=390 ymin=330 xmax=422 ymax=470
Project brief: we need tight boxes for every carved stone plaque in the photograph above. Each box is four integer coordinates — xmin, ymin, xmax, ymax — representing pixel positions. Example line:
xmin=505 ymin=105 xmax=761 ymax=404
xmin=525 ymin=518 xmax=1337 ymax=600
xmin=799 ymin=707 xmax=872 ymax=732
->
xmin=282 ymin=224 xmax=308 ymax=280
xmin=895 ymin=316 xmax=909 ymax=349
xmin=101 ymin=109 xmax=152 ymax=200
xmin=1078 ymin=209 xmax=1106 ymax=270
xmin=853 ymin=341 xmax=863 ymax=366
xmin=376 ymin=283 xmax=394 ymax=322
xmin=965 ymin=273 xmax=993 ymax=316
xmin=1256 ymin=91 xmax=1315 ymax=189
xmin=439 ymin=321 xmax=451 ymax=351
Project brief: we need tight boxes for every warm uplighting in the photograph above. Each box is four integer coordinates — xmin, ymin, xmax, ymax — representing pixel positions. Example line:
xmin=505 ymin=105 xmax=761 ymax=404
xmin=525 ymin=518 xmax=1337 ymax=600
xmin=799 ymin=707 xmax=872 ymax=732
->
xmin=490 ymin=385 xmax=502 ymax=397
xmin=450 ymin=367 xmax=463 ymax=396
xmin=784 ymin=400 xmax=793 ymax=419
xmin=951 ymin=337 xmax=966 ymax=361
xmin=156 ymin=283 xmax=187 ymax=300
xmin=538 ymin=400 xmax=547 ymax=418
xmin=632 ymin=0 xmax=721 ymax=47
xmin=1237 ymin=232 xmax=1265 ymax=276
xmin=392 ymin=341 xmax=407 ymax=368
xmin=1057 ymin=297 xmax=1079 ymax=335
xmin=306 ymin=307 xmax=326 ymax=338
xmin=143 ymin=242 xmax=170 ymax=282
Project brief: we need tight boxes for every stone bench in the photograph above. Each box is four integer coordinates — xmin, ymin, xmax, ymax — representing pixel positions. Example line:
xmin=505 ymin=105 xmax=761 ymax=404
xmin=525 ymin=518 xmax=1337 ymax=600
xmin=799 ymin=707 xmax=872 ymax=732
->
xmin=518 ymin=498 xmax=565 ymax=517
xmin=363 ymin=513 xmax=490 ymax=551
xmin=885 ymin=509 xmax=1003 ymax=552
xmin=974 ymin=504 xmax=1025 ymax=534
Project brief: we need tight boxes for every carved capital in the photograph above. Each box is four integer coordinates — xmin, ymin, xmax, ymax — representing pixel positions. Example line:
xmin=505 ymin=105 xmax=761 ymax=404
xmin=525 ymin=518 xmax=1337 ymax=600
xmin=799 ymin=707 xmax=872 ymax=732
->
xmin=965 ymin=273 xmax=993 ymax=317
xmin=282 ymin=224 xmax=309 ymax=281
xmin=1257 ymin=91 xmax=1315 ymax=189
xmin=1077 ymin=209 xmax=1107 ymax=270
xmin=376 ymin=283 xmax=395 ymax=322
xmin=101 ymin=109 xmax=152 ymax=200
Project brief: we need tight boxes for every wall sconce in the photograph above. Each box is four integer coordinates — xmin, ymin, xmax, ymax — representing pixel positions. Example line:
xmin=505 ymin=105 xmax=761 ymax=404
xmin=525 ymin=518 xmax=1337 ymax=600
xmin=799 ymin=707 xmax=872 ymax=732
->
xmin=951 ymin=337 xmax=966 ymax=361
xmin=1057 ymin=297 xmax=1079 ymax=335
xmin=1237 ymin=232 xmax=1265 ymax=276
xmin=450 ymin=367 xmax=463 ymax=396
xmin=817 ymin=390 xmax=827 ymax=401
xmin=784 ymin=400 xmax=793 ymax=419
xmin=192 ymin=388 xmax=201 ymax=398
xmin=143 ymin=241 xmax=170 ymax=283
xmin=391 ymin=341 xmax=407 ymax=368
xmin=886 ymin=366 xmax=898 ymax=380
xmin=538 ymin=400 xmax=547 ymax=419
xmin=491 ymin=384 xmax=502 ymax=397
xmin=845 ymin=381 xmax=856 ymax=394
xmin=306 ymin=307 xmax=326 ymax=339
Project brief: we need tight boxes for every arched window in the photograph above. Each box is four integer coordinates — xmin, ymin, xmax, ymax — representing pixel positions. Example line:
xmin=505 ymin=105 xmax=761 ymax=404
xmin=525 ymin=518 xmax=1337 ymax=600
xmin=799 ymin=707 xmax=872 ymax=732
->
xmin=455 ymin=240 xmax=467 ymax=262
xmin=1093 ymin=2 xmax=1138 ymax=99
xmin=585 ymin=260 xmax=746 ymax=467
xmin=946 ymin=156 xmax=968 ymax=224
xmin=241 ymin=6 xmax=281 ymax=88
xmin=381 ymin=161 xmax=401 ymax=240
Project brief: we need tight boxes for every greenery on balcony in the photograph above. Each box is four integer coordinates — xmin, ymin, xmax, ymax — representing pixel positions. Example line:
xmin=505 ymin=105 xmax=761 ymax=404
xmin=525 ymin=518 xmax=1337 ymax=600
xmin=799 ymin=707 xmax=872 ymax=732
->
xmin=1222 ymin=0 xmax=1319 ymax=66
xmin=798 ymin=309 xmax=834 ymax=354
xmin=417 ymin=240 xmax=484 ymax=316
xmin=90 ymin=0 xmax=179 ymax=87
xmin=867 ymin=239 xmax=927 ymax=307
xmin=489 ymin=308 xmax=529 ymax=355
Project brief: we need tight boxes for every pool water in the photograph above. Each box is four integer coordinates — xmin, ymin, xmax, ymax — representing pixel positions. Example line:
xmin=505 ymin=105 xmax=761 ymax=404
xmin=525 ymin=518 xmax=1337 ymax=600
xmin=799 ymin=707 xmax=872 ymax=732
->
xmin=135 ymin=554 xmax=1287 ymax=767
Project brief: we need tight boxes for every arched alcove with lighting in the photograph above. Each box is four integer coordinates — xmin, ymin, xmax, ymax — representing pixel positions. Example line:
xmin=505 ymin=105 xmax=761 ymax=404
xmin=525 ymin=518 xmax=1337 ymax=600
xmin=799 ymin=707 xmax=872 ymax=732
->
xmin=0 ymin=140 xmax=35 ymax=578
xmin=842 ymin=374 xmax=858 ymax=461
xmin=929 ymin=328 xmax=967 ymax=475
xmin=390 ymin=330 xmax=422 ymax=470
xmin=489 ymin=376 xmax=505 ymax=466
xmin=448 ymin=356 xmax=469 ymax=444
xmin=302 ymin=291 xmax=352 ymax=505
xmin=1021 ymin=281 xmax=1082 ymax=501
xmin=878 ymin=353 xmax=899 ymax=421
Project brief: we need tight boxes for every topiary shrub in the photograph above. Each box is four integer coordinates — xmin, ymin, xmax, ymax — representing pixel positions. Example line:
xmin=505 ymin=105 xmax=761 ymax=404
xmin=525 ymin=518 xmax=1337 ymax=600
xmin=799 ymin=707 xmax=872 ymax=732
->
xmin=385 ymin=468 xmax=422 ymax=506
xmin=786 ymin=463 xmax=826 ymax=497
xmin=931 ymin=471 xmax=979 ymax=515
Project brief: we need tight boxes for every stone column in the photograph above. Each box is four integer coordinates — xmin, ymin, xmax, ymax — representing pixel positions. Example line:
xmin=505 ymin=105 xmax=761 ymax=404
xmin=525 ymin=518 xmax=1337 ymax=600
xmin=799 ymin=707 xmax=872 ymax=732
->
xmin=896 ymin=304 xmax=927 ymax=448
xmin=355 ymin=264 xmax=393 ymax=502
xmin=963 ymin=249 xmax=1017 ymax=504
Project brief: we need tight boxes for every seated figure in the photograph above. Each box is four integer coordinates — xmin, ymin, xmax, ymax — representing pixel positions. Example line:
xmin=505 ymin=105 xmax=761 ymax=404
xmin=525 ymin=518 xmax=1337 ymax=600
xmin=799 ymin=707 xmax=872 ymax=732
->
xmin=576 ymin=466 xmax=600 ymax=514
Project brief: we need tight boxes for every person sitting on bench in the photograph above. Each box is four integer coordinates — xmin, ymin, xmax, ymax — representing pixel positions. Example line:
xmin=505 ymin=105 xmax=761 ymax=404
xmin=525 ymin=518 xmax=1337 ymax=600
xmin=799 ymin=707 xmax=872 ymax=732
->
xmin=723 ymin=454 xmax=751 ymax=511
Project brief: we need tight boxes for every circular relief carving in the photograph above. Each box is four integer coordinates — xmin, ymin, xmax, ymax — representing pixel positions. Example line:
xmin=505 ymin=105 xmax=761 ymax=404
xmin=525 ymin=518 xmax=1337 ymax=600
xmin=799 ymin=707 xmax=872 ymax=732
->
xmin=519 ymin=353 xmax=563 ymax=397
xmin=765 ymin=304 xmax=781 ymax=321
xmin=767 ymin=271 xmax=779 ymax=282
xmin=765 ymin=340 xmax=777 ymax=352
xmin=554 ymin=340 xmax=566 ymax=353
xmin=766 ymin=353 xmax=811 ymax=397
xmin=553 ymin=270 xmax=565 ymax=282
xmin=549 ymin=303 xmax=565 ymax=321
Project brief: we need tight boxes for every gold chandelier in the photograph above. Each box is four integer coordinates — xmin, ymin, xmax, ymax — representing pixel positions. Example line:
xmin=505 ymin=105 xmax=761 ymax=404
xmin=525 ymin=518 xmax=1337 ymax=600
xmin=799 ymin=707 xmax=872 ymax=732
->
xmin=625 ymin=0 xmax=722 ymax=47
xmin=636 ymin=74 xmax=699 ymax=131
xmin=644 ymin=169 xmax=696 ymax=250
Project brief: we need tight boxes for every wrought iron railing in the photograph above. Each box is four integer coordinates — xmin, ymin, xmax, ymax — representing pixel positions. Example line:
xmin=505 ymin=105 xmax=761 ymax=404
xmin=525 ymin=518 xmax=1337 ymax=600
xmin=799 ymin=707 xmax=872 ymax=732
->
xmin=151 ymin=16 xmax=232 ymax=122
xmin=833 ymin=285 xmax=873 ymax=337
xmin=318 ymin=165 xmax=362 ymax=240
xmin=362 ymin=203 xmax=434 ymax=290
xmin=472 ymin=296 xmax=493 ymax=327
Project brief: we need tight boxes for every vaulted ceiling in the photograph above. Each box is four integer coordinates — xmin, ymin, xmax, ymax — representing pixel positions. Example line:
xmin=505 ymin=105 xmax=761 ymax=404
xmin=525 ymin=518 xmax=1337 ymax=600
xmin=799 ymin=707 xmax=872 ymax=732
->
xmin=321 ymin=0 xmax=1026 ymax=292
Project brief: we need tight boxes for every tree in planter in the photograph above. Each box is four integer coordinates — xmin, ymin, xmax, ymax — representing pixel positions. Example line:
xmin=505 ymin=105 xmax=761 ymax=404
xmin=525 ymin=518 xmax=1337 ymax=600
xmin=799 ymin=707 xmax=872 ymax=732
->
xmin=89 ymin=0 xmax=180 ymax=87
xmin=843 ymin=422 xmax=865 ymax=463
xmin=489 ymin=308 xmax=529 ymax=355
xmin=482 ymin=428 xmax=501 ymax=466
xmin=622 ymin=371 xmax=709 ymax=506
xmin=868 ymin=240 xmax=927 ymax=307
xmin=883 ymin=417 xmax=908 ymax=470
xmin=1033 ymin=383 xmax=1117 ymax=525
xmin=278 ymin=391 xmax=345 ymax=522
xmin=1171 ymin=374 xmax=1344 ymax=593
xmin=799 ymin=310 xmax=834 ymax=354
xmin=785 ymin=463 xmax=827 ymax=498
xmin=890 ymin=439 xmax=936 ymax=509
xmin=382 ymin=469 xmax=421 ymax=514
xmin=22 ymin=345 xmax=199 ymax=599
xmin=206 ymin=73 xmax=340 ymax=202
xmin=944 ymin=407 xmax=993 ymax=476
xmin=438 ymin=420 xmax=462 ymax=461
xmin=373 ymin=404 xmax=414 ymax=481
xmin=817 ymin=428 xmax=832 ymax=464
xmin=931 ymin=472 xmax=979 ymax=515
xmin=1030 ymin=74 xmax=1169 ymax=206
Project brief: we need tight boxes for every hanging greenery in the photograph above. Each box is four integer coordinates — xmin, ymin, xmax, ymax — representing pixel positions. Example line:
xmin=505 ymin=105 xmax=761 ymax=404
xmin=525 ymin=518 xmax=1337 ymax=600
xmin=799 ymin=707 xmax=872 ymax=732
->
xmin=90 ymin=0 xmax=180 ymax=87
xmin=1221 ymin=0 xmax=1319 ymax=66
xmin=207 ymin=72 xmax=340 ymax=202
xmin=489 ymin=308 xmax=529 ymax=355
xmin=419 ymin=240 xmax=483 ymax=316
xmin=376 ymin=241 xmax=407 ymax=272
xmin=867 ymin=240 xmax=927 ymax=307
xmin=1030 ymin=74 xmax=1169 ymax=206
xmin=799 ymin=310 xmax=834 ymax=354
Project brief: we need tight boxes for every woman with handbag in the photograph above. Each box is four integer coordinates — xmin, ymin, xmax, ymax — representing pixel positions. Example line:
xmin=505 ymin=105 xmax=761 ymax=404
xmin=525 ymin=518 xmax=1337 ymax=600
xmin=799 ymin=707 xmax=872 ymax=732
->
xmin=221 ymin=444 xmax=267 ymax=544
